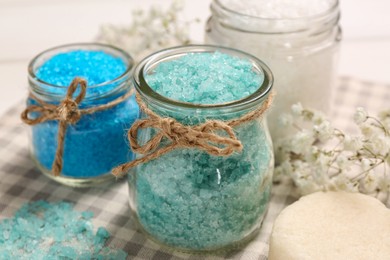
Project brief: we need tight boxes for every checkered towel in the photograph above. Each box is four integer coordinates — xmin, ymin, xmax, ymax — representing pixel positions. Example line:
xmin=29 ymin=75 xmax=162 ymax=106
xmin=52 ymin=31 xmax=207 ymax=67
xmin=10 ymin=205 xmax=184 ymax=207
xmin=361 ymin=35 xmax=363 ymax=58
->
xmin=0 ymin=77 xmax=389 ymax=259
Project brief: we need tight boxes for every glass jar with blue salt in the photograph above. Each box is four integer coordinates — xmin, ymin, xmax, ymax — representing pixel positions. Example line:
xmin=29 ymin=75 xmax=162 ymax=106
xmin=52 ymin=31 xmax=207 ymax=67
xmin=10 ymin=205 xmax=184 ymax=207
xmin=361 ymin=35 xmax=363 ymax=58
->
xmin=23 ymin=43 xmax=139 ymax=187
xmin=120 ymin=45 xmax=274 ymax=252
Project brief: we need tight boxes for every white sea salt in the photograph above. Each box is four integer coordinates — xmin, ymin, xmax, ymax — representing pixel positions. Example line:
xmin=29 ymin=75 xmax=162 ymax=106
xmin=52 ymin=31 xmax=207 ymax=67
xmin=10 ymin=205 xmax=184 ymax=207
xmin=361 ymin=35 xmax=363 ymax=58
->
xmin=219 ymin=0 xmax=336 ymax=19
xmin=206 ymin=0 xmax=341 ymax=139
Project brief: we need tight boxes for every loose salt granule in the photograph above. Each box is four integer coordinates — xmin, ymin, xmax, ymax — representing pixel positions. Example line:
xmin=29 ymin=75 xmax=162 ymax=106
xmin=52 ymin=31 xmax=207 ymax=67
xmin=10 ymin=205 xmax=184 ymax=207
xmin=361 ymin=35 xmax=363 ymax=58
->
xmin=0 ymin=201 xmax=127 ymax=259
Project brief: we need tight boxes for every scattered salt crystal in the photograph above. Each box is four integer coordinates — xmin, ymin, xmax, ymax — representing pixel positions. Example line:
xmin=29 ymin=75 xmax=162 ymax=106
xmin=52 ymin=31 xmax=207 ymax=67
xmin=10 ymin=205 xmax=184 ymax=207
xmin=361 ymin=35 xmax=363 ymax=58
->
xmin=0 ymin=201 xmax=127 ymax=259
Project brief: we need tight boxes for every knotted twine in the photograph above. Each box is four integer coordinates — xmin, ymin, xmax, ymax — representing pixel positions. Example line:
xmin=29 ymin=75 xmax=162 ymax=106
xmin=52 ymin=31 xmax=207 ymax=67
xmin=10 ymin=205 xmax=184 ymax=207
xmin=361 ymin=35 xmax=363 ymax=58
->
xmin=21 ymin=77 xmax=133 ymax=176
xmin=112 ymin=91 xmax=274 ymax=177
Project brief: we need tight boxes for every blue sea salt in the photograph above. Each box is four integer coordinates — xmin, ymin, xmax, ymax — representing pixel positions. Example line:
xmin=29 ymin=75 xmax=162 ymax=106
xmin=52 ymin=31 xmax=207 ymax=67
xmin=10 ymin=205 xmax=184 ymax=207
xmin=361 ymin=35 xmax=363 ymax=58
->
xmin=0 ymin=201 xmax=127 ymax=259
xmin=130 ymin=51 xmax=273 ymax=250
xmin=31 ymin=50 xmax=139 ymax=178
xmin=36 ymin=50 xmax=126 ymax=87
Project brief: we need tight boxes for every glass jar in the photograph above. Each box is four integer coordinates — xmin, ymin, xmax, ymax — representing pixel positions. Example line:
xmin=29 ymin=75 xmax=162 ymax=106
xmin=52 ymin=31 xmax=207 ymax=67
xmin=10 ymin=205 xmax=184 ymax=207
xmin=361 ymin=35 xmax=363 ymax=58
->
xmin=128 ymin=45 xmax=274 ymax=252
xmin=26 ymin=43 xmax=139 ymax=187
xmin=205 ymin=0 xmax=342 ymax=139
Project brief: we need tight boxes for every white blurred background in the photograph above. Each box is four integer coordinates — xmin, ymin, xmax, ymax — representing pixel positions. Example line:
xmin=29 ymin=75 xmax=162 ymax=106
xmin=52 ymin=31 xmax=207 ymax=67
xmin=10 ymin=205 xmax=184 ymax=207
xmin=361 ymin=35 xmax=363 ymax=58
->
xmin=0 ymin=0 xmax=389 ymax=116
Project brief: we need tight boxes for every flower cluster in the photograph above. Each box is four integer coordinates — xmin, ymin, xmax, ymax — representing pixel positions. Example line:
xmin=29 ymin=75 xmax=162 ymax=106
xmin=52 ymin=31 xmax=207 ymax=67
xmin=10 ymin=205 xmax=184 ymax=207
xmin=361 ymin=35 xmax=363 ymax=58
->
xmin=275 ymin=104 xmax=390 ymax=205
xmin=96 ymin=0 xmax=197 ymax=62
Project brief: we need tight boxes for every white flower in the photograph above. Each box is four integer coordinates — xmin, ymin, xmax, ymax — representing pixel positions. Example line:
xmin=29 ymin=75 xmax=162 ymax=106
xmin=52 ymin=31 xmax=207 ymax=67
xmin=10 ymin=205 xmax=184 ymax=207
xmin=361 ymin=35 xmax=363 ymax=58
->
xmin=315 ymin=152 xmax=332 ymax=169
xmin=364 ymin=135 xmax=390 ymax=156
xmin=289 ymin=130 xmax=315 ymax=154
xmin=312 ymin=166 xmax=329 ymax=185
xmin=278 ymin=113 xmax=293 ymax=127
xmin=302 ymin=110 xmax=315 ymax=122
xmin=360 ymin=158 xmax=372 ymax=171
xmin=279 ymin=160 xmax=293 ymax=175
xmin=291 ymin=103 xmax=303 ymax=116
xmin=290 ymin=161 xmax=306 ymax=178
xmin=313 ymin=120 xmax=334 ymax=142
xmin=360 ymin=171 xmax=379 ymax=193
xmin=329 ymin=174 xmax=359 ymax=193
xmin=304 ymin=146 xmax=319 ymax=163
xmin=274 ymin=161 xmax=294 ymax=182
xmin=274 ymin=103 xmax=390 ymax=203
xmin=353 ymin=107 xmax=368 ymax=125
xmin=359 ymin=124 xmax=377 ymax=139
xmin=336 ymin=154 xmax=351 ymax=169
xmin=312 ymin=111 xmax=327 ymax=125
xmin=311 ymin=153 xmax=332 ymax=184
xmin=96 ymin=0 xmax=195 ymax=62
xmin=376 ymin=175 xmax=390 ymax=194
xmin=343 ymin=134 xmax=362 ymax=151
xmin=296 ymin=179 xmax=322 ymax=195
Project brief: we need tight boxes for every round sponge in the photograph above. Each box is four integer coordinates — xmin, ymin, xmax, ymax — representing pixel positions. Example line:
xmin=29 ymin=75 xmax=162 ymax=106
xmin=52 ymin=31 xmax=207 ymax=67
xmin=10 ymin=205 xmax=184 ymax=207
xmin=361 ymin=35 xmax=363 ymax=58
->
xmin=269 ymin=191 xmax=390 ymax=260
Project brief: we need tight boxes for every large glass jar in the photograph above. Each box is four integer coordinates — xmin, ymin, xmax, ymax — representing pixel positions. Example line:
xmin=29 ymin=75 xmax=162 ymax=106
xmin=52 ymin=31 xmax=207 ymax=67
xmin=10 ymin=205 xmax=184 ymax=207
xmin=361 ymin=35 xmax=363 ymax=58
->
xmin=26 ymin=43 xmax=139 ymax=187
xmin=128 ymin=45 xmax=274 ymax=252
xmin=205 ymin=0 xmax=341 ymax=139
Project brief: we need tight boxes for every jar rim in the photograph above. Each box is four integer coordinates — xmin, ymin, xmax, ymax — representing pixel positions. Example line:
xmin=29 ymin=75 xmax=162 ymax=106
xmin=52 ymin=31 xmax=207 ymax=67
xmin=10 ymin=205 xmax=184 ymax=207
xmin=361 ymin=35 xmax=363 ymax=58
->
xmin=214 ymin=0 xmax=339 ymax=21
xmin=211 ymin=0 xmax=340 ymax=34
xmin=28 ymin=42 xmax=134 ymax=90
xmin=134 ymin=45 xmax=273 ymax=110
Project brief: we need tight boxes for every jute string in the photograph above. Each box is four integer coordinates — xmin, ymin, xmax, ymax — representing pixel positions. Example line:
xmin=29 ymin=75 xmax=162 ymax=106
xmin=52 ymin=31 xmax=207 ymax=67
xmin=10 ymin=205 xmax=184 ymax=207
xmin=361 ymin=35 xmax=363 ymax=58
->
xmin=21 ymin=77 xmax=134 ymax=176
xmin=112 ymin=91 xmax=274 ymax=177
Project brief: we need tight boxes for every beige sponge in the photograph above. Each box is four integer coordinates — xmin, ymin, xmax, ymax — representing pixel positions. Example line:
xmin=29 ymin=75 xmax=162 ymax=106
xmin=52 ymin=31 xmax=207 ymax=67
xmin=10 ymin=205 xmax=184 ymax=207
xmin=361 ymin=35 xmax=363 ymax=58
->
xmin=269 ymin=191 xmax=390 ymax=260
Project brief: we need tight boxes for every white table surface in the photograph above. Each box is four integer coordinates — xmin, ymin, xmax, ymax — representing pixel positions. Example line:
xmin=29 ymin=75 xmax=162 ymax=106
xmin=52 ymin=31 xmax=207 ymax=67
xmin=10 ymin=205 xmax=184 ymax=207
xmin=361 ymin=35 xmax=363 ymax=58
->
xmin=1 ymin=0 xmax=389 ymax=117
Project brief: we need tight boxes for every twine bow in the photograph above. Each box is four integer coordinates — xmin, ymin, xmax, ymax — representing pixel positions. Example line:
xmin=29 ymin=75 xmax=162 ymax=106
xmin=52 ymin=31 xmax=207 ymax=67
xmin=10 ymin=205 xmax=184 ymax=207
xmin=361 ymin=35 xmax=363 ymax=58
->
xmin=21 ymin=77 xmax=133 ymax=176
xmin=112 ymin=92 xmax=274 ymax=177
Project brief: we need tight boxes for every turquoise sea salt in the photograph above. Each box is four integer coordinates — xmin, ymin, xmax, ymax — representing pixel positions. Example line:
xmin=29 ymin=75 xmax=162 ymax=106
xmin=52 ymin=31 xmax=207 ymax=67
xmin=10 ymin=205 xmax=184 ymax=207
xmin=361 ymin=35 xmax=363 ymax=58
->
xmin=129 ymin=49 xmax=273 ymax=251
xmin=29 ymin=47 xmax=139 ymax=181
xmin=146 ymin=52 xmax=263 ymax=104
xmin=0 ymin=201 xmax=127 ymax=259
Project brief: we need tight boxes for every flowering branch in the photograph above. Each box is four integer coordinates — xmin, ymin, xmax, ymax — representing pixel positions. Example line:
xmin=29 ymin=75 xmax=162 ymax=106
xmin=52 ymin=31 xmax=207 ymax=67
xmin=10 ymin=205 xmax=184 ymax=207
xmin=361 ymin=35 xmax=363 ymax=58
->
xmin=275 ymin=104 xmax=390 ymax=205
xmin=96 ymin=0 xmax=198 ymax=62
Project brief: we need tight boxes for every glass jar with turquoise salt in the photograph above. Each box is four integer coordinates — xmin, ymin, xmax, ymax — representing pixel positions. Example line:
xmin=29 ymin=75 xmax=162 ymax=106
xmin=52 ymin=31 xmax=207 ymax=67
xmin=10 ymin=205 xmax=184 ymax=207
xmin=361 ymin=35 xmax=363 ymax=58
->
xmin=127 ymin=45 xmax=274 ymax=252
xmin=24 ymin=43 xmax=139 ymax=187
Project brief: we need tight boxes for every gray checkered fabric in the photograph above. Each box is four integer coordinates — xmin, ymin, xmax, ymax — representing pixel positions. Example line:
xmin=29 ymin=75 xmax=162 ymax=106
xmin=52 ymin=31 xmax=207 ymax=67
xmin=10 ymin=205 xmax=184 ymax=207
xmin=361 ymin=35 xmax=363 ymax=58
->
xmin=0 ymin=77 xmax=389 ymax=259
